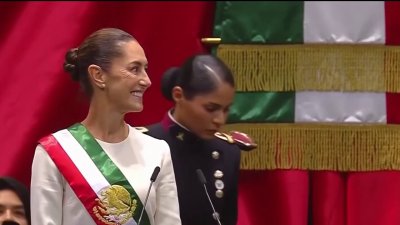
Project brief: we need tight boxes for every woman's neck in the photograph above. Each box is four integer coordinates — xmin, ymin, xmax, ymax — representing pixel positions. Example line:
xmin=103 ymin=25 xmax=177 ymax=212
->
xmin=81 ymin=100 xmax=128 ymax=143
xmin=169 ymin=109 xmax=189 ymax=131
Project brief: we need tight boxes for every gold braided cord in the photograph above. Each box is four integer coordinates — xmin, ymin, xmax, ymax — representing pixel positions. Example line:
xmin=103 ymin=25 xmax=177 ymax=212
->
xmin=217 ymin=44 xmax=400 ymax=92
xmin=223 ymin=123 xmax=400 ymax=171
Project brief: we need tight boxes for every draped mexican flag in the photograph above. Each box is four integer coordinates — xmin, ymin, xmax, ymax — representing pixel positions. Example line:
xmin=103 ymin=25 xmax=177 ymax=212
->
xmin=213 ymin=1 xmax=400 ymax=171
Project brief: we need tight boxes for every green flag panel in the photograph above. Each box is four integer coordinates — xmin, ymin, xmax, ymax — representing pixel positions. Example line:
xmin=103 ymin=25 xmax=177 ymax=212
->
xmin=228 ymin=92 xmax=295 ymax=123
xmin=213 ymin=1 xmax=304 ymax=44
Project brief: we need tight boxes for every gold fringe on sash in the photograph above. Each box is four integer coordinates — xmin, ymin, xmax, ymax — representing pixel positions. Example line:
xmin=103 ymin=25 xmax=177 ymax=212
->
xmin=217 ymin=44 xmax=400 ymax=93
xmin=223 ymin=123 xmax=400 ymax=171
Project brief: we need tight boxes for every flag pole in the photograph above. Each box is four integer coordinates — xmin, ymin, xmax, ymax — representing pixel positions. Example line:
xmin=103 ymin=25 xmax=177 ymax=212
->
xmin=201 ymin=37 xmax=221 ymax=45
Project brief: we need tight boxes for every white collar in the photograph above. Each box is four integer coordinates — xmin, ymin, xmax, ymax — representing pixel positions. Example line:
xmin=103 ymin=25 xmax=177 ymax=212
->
xmin=168 ymin=110 xmax=190 ymax=131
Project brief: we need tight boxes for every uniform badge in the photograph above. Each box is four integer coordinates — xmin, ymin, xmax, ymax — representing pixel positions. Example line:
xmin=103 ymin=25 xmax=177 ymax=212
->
xmin=93 ymin=185 xmax=138 ymax=224
xmin=176 ymin=132 xmax=184 ymax=141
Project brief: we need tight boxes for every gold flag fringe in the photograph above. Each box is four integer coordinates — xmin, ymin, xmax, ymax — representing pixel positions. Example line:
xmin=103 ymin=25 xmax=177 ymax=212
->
xmin=217 ymin=44 xmax=400 ymax=93
xmin=223 ymin=123 xmax=400 ymax=171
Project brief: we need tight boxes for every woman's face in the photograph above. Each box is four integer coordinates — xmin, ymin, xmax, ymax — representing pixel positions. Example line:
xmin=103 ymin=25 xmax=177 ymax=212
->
xmin=176 ymin=82 xmax=235 ymax=140
xmin=102 ymin=40 xmax=151 ymax=113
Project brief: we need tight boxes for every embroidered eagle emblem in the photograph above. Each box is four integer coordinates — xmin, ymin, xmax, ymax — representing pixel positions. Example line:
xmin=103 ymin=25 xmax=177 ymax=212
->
xmin=93 ymin=185 xmax=138 ymax=225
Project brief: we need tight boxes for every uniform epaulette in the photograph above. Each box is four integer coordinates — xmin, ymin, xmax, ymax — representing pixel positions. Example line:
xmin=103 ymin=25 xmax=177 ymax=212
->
xmin=214 ymin=131 xmax=257 ymax=151
xmin=135 ymin=126 xmax=149 ymax=133
xmin=214 ymin=132 xmax=235 ymax=144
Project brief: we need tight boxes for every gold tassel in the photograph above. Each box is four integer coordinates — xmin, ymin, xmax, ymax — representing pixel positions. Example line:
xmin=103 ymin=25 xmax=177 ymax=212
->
xmin=217 ymin=44 xmax=400 ymax=93
xmin=223 ymin=123 xmax=400 ymax=171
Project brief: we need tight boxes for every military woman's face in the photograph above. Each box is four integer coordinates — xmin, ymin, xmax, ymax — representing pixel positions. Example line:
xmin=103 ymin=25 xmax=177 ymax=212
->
xmin=178 ymin=82 xmax=235 ymax=140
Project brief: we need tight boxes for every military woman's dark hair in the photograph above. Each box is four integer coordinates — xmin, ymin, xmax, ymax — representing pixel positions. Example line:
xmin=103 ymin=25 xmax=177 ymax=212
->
xmin=161 ymin=54 xmax=235 ymax=101
xmin=63 ymin=28 xmax=136 ymax=96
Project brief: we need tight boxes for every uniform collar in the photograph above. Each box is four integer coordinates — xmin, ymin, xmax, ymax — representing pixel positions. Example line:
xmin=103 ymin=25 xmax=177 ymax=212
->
xmin=161 ymin=109 xmax=201 ymax=143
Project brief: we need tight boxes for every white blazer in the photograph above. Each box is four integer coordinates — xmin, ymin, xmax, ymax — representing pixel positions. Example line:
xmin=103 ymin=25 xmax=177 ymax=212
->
xmin=31 ymin=125 xmax=181 ymax=225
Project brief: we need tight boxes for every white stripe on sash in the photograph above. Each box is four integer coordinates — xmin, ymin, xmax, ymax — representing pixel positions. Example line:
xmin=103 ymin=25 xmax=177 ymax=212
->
xmin=53 ymin=129 xmax=110 ymax=195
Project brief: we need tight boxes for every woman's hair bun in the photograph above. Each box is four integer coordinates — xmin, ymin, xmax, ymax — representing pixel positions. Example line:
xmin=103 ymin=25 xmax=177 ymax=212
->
xmin=161 ymin=67 xmax=181 ymax=101
xmin=63 ymin=48 xmax=79 ymax=81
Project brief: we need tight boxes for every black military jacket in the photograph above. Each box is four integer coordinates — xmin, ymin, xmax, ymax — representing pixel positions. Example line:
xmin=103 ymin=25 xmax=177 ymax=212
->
xmin=145 ymin=111 xmax=241 ymax=225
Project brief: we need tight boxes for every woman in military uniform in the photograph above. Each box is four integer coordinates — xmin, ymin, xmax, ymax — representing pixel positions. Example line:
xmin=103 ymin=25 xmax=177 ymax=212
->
xmin=145 ymin=54 xmax=255 ymax=225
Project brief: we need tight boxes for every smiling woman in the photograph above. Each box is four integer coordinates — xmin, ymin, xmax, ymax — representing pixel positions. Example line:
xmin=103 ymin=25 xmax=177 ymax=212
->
xmin=30 ymin=28 xmax=181 ymax=225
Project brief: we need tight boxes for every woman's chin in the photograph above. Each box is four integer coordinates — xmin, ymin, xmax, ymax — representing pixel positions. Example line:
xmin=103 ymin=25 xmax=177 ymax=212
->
xmin=125 ymin=103 xmax=143 ymax=113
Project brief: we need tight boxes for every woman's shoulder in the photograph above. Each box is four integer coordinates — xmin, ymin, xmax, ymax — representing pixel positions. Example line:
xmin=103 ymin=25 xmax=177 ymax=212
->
xmin=129 ymin=125 xmax=169 ymax=148
xmin=213 ymin=131 xmax=257 ymax=152
xmin=132 ymin=126 xmax=150 ymax=133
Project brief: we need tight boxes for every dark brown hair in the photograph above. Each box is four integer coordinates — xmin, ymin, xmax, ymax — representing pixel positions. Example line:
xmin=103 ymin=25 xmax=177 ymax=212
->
xmin=63 ymin=28 xmax=136 ymax=96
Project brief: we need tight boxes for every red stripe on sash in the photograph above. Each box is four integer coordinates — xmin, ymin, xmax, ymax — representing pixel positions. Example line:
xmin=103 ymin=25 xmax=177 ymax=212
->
xmin=39 ymin=134 xmax=109 ymax=225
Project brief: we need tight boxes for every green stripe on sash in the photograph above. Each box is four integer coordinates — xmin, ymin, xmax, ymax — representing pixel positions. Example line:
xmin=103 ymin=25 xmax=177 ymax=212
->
xmin=68 ymin=123 xmax=150 ymax=225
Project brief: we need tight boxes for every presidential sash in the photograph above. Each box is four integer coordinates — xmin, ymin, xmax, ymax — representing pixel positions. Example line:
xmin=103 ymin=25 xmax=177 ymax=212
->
xmin=39 ymin=123 xmax=151 ymax=225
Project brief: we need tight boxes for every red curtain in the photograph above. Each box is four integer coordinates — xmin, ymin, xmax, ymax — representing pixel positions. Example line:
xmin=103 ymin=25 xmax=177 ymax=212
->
xmin=1 ymin=2 xmax=400 ymax=225
xmin=0 ymin=1 xmax=215 ymax=184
